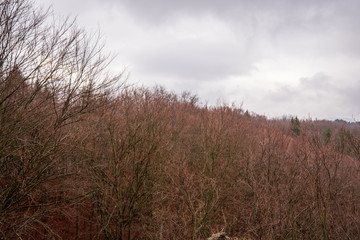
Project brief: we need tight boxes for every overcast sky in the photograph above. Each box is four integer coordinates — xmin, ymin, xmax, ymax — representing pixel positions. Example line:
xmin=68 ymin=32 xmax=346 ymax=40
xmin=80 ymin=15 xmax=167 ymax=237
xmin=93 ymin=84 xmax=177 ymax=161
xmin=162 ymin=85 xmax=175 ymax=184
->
xmin=35 ymin=0 xmax=360 ymax=120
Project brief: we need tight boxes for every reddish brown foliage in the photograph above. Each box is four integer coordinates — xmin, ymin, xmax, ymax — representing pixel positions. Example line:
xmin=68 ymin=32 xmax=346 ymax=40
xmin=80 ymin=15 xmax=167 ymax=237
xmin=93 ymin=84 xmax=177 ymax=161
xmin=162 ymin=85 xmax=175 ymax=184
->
xmin=1 ymin=1 xmax=360 ymax=239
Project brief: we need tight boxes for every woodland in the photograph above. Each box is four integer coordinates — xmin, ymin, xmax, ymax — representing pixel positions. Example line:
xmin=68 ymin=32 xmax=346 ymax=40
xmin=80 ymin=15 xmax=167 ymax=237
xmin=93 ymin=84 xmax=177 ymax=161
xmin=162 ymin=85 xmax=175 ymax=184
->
xmin=0 ymin=0 xmax=360 ymax=239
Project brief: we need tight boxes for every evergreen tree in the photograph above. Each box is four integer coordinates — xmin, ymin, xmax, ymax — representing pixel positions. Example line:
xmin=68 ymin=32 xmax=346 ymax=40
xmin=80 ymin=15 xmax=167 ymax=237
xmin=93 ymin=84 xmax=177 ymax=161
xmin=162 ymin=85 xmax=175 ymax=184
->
xmin=290 ymin=116 xmax=301 ymax=136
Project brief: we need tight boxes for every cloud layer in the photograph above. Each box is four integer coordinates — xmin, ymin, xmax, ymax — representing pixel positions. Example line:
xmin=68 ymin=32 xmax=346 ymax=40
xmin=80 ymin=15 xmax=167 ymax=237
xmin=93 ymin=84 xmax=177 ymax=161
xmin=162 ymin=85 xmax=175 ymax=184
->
xmin=35 ymin=0 xmax=360 ymax=120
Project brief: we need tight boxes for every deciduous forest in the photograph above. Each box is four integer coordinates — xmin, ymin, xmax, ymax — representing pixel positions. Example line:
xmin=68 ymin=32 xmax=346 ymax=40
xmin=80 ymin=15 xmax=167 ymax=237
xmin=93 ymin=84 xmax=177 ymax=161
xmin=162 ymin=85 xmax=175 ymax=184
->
xmin=1 ymin=0 xmax=359 ymax=239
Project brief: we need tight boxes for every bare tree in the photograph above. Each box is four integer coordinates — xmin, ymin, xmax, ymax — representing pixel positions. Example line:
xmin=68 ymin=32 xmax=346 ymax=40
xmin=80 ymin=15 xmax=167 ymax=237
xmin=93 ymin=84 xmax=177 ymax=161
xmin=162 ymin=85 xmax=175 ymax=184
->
xmin=0 ymin=0 xmax=122 ymax=238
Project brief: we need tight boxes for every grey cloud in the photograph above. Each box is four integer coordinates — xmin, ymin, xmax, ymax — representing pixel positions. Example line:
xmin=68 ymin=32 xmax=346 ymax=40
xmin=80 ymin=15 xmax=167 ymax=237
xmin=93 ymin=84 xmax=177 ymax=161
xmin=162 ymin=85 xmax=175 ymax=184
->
xmin=36 ymin=0 xmax=360 ymax=119
xmin=106 ymin=0 xmax=360 ymax=76
xmin=268 ymin=73 xmax=334 ymax=102
xmin=131 ymin=39 xmax=256 ymax=81
xmin=105 ymin=0 xmax=359 ymax=29
xmin=337 ymin=80 xmax=360 ymax=115
xmin=265 ymin=73 xmax=360 ymax=119
xmin=299 ymin=73 xmax=332 ymax=92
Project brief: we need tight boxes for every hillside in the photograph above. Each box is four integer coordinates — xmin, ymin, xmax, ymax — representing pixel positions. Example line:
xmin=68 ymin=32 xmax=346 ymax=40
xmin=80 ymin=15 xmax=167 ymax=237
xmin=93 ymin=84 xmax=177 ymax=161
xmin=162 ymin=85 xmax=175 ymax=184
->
xmin=1 ymin=1 xmax=360 ymax=239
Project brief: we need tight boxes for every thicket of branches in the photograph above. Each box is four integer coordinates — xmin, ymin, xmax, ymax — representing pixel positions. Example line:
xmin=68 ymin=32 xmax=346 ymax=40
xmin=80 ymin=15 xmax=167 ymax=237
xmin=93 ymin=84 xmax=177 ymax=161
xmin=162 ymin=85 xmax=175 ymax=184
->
xmin=1 ymin=0 xmax=360 ymax=239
